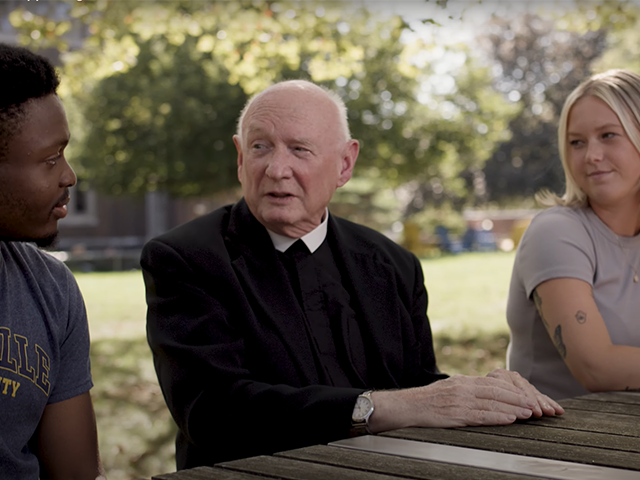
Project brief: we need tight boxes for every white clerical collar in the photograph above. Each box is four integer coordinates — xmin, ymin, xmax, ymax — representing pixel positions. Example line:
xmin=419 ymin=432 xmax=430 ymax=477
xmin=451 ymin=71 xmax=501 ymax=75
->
xmin=267 ymin=209 xmax=329 ymax=254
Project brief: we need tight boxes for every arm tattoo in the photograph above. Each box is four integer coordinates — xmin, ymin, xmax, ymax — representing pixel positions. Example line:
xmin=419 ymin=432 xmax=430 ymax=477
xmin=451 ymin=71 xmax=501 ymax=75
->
xmin=533 ymin=290 xmax=549 ymax=328
xmin=553 ymin=325 xmax=567 ymax=358
xmin=575 ymin=310 xmax=587 ymax=324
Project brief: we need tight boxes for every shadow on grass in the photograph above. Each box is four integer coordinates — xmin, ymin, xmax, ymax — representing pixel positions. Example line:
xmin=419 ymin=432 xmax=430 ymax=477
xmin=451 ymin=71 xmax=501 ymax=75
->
xmin=91 ymin=337 xmax=177 ymax=480
xmin=434 ymin=331 xmax=510 ymax=377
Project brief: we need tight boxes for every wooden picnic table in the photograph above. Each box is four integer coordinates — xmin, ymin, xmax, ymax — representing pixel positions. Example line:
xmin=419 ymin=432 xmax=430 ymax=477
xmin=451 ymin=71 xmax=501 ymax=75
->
xmin=152 ymin=391 xmax=640 ymax=480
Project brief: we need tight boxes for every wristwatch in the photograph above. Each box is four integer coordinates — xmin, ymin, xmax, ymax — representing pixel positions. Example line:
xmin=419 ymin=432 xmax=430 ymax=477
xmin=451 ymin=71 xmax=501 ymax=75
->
xmin=351 ymin=390 xmax=374 ymax=435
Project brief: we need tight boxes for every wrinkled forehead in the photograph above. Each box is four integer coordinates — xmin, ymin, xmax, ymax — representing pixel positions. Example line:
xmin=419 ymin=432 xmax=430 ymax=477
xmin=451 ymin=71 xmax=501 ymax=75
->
xmin=242 ymin=87 xmax=341 ymax=140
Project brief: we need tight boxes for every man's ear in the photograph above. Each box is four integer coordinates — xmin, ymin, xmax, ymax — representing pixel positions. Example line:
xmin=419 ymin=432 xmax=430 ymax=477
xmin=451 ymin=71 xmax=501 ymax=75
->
xmin=233 ymin=135 xmax=243 ymax=182
xmin=337 ymin=139 xmax=359 ymax=188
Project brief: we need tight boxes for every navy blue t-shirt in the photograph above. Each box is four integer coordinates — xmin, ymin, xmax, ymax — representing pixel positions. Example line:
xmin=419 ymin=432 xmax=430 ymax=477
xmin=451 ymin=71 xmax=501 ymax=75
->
xmin=0 ymin=242 xmax=93 ymax=479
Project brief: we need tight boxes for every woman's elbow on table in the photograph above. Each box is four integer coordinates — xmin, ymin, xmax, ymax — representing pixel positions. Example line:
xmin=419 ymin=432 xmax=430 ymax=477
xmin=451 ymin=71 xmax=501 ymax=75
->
xmin=567 ymin=346 xmax=631 ymax=393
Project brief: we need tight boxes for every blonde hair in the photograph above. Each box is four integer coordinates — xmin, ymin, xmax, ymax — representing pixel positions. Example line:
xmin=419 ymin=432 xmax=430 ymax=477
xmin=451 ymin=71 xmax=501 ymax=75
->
xmin=235 ymin=79 xmax=351 ymax=143
xmin=537 ymin=69 xmax=640 ymax=207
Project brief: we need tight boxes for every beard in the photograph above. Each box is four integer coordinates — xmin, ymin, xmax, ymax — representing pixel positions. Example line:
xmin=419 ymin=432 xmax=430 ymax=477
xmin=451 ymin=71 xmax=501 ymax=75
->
xmin=0 ymin=231 xmax=59 ymax=249
xmin=33 ymin=232 xmax=59 ymax=249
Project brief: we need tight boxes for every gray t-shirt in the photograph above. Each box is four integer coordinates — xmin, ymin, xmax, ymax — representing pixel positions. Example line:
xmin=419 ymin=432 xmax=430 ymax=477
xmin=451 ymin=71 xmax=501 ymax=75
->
xmin=507 ymin=206 xmax=640 ymax=400
xmin=0 ymin=242 xmax=93 ymax=479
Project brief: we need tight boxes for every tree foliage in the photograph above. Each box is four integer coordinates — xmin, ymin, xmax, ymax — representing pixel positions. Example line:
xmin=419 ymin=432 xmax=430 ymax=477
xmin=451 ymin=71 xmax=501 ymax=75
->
xmin=10 ymin=0 xmax=514 ymax=204
xmin=581 ymin=2 xmax=640 ymax=74
xmin=480 ymin=14 xmax=606 ymax=204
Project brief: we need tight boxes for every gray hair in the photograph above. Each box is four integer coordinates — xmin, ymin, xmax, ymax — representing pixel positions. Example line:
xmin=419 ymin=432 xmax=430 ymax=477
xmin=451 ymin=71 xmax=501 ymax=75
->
xmin=235 ymin=80 xmax=351 ymax=142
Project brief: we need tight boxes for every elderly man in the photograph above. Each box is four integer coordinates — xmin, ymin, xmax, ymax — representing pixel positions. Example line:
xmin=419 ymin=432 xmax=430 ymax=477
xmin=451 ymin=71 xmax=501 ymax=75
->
xmin=142 ymin=80 xmax=562 ymax=469
xmin=0 ymin=44 xmax=103 ymax=479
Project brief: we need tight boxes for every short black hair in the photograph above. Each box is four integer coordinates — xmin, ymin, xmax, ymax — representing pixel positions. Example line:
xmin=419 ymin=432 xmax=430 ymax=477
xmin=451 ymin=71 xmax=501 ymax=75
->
xmin=0 ymin=43 xmax=60 ymax=160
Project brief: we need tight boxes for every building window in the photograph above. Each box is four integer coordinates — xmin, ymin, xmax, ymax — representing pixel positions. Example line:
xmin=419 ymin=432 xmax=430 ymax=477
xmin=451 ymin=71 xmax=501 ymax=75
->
xmin=64 ymin=179 xmax=98 ymax=227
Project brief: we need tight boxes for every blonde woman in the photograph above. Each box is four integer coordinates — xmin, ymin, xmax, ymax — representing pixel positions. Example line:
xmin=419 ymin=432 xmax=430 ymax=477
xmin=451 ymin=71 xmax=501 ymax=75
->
xmin=507 ymin=69 xmax=640 ymax=400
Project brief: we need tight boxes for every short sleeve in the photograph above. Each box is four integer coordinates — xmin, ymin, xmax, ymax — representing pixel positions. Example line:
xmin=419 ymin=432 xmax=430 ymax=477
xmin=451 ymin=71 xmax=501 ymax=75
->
xmin=517 ymin=208 xmax=596 ymax=298
xmin=48 ymin=266 xmax=93 ymax=404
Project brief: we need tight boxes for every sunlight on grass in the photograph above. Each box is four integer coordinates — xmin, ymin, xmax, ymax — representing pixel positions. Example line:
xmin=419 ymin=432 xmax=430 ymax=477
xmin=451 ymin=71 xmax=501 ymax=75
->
xmin=74 ymin=271 xmax=172 ymax=479
xmin=75 ymin=271 xmax=148 ymax=340
xmin=421 ymin=251 xmax=515 ymax=338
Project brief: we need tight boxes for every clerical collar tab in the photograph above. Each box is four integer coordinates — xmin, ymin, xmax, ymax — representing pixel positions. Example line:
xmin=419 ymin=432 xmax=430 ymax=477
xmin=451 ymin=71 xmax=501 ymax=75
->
xmin=267 ymin=209 xmax=329 ymax=253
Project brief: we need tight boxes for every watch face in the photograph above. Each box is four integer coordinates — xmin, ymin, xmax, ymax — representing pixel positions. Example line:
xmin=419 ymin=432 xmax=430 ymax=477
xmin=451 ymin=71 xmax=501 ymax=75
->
xmin=353 ymin=395 xmax=373 ymax=421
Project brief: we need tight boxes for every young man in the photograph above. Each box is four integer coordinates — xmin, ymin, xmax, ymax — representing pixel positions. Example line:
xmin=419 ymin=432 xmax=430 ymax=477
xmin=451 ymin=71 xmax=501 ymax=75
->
xmin=0 ymin=43 xmax=103 ymax=479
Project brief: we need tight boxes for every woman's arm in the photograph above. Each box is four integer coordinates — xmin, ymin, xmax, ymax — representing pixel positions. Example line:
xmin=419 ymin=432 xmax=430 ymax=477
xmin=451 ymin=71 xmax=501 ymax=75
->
xmin=535 ymin=278 xmax=640 ymax=392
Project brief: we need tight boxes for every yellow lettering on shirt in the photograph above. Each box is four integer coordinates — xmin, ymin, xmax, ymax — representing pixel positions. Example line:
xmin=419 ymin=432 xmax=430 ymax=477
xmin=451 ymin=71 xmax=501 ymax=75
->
xmin=0 ymin=327 xmax=50 ymax=397
xmin=11 ymin=380 xmax=20 ymax=397
xmin=35 ymin=345 xmax=51 ymax=396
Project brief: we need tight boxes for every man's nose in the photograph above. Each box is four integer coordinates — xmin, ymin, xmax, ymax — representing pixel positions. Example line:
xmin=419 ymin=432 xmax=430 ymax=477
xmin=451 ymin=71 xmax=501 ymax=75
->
xmin=59 ymin=158 xmax=77 ymax=188
xmin=265 ymin=149 xmax=293 ymax=179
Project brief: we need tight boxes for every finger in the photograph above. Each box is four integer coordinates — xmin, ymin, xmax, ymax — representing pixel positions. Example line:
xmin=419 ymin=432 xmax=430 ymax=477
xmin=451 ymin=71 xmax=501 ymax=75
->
xmin=463 ymin=399 xmax=532 ymax=426
xmin=466 ymin=375 xmax=530 ymax=397
xmin=465 ymin=410 xmax=518 ymax=427
xmin=449 ymin=376 xmax=536 ymax=411
xmin=421 ymin=398 xmax=529 ymax=428
xmin=487 ymin=370 xmax=546 ymax=416
xmin=472 ymin=384 xmax=536 ymax=411
xmin=505 ymin=375 xmax=564 ymax=417
xmin=412 ymin=381 xmax=532 ymax=428
xmin=536 ymin=394 xmax=565 ymax=416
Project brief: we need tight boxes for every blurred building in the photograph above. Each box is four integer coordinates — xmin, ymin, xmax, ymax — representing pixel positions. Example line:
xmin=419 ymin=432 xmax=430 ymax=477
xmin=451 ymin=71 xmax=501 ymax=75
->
xmin=1 ymin=4 xmax=228 ymax=269
xmin=463 ymin=208 xmax=539 ymax=252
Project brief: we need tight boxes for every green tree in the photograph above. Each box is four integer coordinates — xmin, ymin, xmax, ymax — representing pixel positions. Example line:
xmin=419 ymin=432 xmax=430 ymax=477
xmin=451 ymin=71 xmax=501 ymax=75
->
xmin=10 ymin=0 xmax=513 ymax=207
xmin=581 ymin=2 xmax=640 ymax=74
xmin=480 ymin=14 xmax=606 ymax=204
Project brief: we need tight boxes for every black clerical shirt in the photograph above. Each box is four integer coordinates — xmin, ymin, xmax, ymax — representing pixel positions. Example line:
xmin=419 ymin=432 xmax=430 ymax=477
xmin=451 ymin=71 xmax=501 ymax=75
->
xmin=277 ymin=238 xmax=367 ymax=388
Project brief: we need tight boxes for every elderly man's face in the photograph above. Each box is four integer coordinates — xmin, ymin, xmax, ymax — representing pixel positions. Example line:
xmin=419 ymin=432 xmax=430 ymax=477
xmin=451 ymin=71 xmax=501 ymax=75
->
xmin=234 ymin=85 xmax=358 ymax=238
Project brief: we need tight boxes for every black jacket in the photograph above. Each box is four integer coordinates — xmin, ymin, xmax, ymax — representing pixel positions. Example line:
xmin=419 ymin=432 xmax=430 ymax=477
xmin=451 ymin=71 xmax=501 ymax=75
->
xmin=141 ymin=199 xmax=446 ymax=469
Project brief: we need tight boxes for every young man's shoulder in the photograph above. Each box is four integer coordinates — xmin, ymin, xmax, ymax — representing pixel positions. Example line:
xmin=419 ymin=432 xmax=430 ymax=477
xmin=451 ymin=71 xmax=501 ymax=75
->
xmin=1 ymin=241 xmax=76 ymax=290
xmin=3 ymin=241 xmax=69 ymax=270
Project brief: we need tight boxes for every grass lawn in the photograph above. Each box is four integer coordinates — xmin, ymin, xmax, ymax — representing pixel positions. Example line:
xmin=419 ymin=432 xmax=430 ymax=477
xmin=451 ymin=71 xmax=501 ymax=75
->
xmin=74 ymin=250 xmax=517 ymax=479
xmin=76 ymin=272 xmax=148 ymax=341
xmin=422 ymin=251 xmax=516 ymax=377
xmin=75 ymin=271 xmax=175 ymax=479
xmin=421 ymin=251 xmax=515 ymax=337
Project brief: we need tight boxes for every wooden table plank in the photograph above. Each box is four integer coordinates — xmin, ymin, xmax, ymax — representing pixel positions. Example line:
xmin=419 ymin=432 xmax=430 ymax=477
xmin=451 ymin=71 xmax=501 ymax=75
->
xmin=277 ymin=445 xmax=548 ymax=480
xmin=218 ymin=455 xmax=409 ymax=480
xmin=153 ymin=392 xmax=640 ymax=479
xmin=457 ymin=424 xmax=640 ymax=453
xmin=561 ymin=399 xmax=640 ymax=417
xmin=152 ymin=466 xmax=263 ymax=480
xmin=576 ymin=392 xmax=640 ymax=405
xmin=333 ymin=436 xmax=640 ymax=480
xmin=383 ymin=428 xmax=640 ymax=470
xmin=518 ymin=409 xmax=640 ymax=437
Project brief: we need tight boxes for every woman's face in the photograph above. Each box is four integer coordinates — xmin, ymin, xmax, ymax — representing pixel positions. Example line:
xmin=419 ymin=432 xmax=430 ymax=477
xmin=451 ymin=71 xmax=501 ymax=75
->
xmin=567 ymin=95 xmax=640 ymax=210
